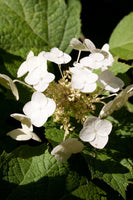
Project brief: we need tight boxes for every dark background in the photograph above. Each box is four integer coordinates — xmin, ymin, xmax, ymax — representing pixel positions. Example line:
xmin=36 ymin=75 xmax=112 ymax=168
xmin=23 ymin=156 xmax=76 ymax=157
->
xmin=81 ymin=0 xmax=133 ymax=47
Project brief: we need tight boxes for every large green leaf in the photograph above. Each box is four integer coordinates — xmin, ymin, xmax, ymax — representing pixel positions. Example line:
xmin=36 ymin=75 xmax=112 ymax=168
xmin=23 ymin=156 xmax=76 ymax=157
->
xmin=0 ymin=143 xmax=92 ymax=200
xmin=0 ymin=144 xmax=69 ymax=200
xmin=109 ymin=12 xmax=133 ymax=60
xmin=82 ymin=108 xmax=133 ymax=199
xmin=0 ymin=0 xmax=81 ymax=58
xmin=109 ymin=59 xmax=133 ymax=75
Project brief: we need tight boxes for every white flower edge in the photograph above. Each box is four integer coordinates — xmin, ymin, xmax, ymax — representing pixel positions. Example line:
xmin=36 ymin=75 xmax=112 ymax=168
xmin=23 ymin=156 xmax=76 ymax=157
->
xmin=44 ymin=47 xmax=71 ymax=64
xmin=99 ymin=84 xmax=133 ymax=118
xmin=51 ymin=138 xmax=84 ymax=162
xmin=79 ymin=116 xmax=112 ymax=149
xmin=24 ymin=65 xmax=55 ymax=92
xmin=17 ymin=51 xmax=47 ymax=78
xmin=23 ymin=92 xmax=56 ymax=127
xmin=0 ymin=73 xmax=19 ymax=100
xmin=98 ymin=70 xmax=124 ymax=93
xmin=7 ymin=113 xmax=41 ymax=142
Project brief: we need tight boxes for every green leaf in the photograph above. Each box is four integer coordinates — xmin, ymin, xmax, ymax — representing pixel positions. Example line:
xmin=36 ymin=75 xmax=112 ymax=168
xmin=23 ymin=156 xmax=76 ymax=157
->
xmin=82 ymin=107 xmax=133 ymax=199
xmin=62 ymin=182 xmax=107 ymax=200
xmin=0 ymin=0 xmax=81 ymax=58
xmin=109 ymin=59 xmax=133 ymax=75
xmin=0 ymin=144 xmax=69 ymax=200
xmin=0 ymin=143 xmax=93 ymax=200
xmin=109 ymin=12 xmax=133 ymax=60
xmin=44 ymin=118 xmax=64 ymax=146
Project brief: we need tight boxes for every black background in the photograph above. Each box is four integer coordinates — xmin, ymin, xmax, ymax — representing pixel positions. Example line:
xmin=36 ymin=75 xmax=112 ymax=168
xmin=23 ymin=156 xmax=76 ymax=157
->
xmin=81 ymin=0 xmax=133 ymax=47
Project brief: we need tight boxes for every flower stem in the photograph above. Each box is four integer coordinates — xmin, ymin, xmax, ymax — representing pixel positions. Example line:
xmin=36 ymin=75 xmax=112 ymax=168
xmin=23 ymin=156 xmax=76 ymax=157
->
xmin=77 ymin=50 xmax=81 ymax=62
xmin=58 ymin=64 xmax=64 ymax=78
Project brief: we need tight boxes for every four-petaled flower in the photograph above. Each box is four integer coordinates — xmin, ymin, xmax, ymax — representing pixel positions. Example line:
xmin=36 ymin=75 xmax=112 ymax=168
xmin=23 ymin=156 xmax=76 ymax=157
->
xmin=80 ymin=43 xmax=114 ymax=71
xmin=44 ymin=47 xmax=71 ymax=64
xmin=70 ymin=65 xmax=98 ymax=93
xmin=7 ymin=113 xmax=41 ymax=142
xmin=98 ymin=70 xmax=124 ymax=93
xmin=51 ymin=138 xmax=84 ymax=162
xmin=79 ymin=116 xmax=112 ymax=149
xmin=25 ymin=65 xmax=55 ymax=92
xmin=17 ymin=51 xmax=46 ymax=78
xmin=23 ymin=92 xmax=56 ymax=127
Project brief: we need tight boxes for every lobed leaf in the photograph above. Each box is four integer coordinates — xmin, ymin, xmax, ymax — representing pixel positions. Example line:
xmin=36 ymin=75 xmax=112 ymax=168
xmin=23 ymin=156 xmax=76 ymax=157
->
xmin=0 ymin=0 xmax=81 ymax=58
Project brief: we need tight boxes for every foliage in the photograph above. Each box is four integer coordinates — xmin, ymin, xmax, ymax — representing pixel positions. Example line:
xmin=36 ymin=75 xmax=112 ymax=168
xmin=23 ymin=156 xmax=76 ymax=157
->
xmin=0 ymin=1 xmax=133 ymax=200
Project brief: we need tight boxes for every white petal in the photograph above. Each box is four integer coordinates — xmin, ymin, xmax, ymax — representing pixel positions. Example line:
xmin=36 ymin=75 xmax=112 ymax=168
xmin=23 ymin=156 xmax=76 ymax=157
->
xmin=71 ymin=74 xmax=84 ymax=90
xmin=98 ymin=70 xmax=124 ymax=92
xmin=51 ymin=47 xmax=63 ymax=56
xmin=23 ymin=101 xmax=48 ymax=127
xmin=80 ymin=82 xmax=97 ymax=93
xmin=89 ymin=135 xmax=109 ymax=149
xmin=83 ymin=116 xmax=98 ymax=127
xmin=63 ymin=53 xmax=71 ymax=63
xmin=17 ymin=61 xmax=29 ymax=78
xmin=102 ymin=44 xmax=109 ymax=51
xmin=10 ymin=113 xmax=33 ymax=131
xmin=44 ymin=72 xmax=55 ymax=82
xmin=30 ymin=112 xmax=48 ymax=127
xmin=23 ymin=101 xmax=39 ymax=119
xmin=51 ymin=138 xmax=84 ymax=162
xmin=95 ymin=119 xmax=112 ymax=136
xmin=61 ymin=138 xmax=84 ymax=154
xmin=99 ymin=100 xmax=114 ymax=118
xmin=70 ymin=38 xmax=87 ymax=51
xmin=79 ymin=126 xmax=96 ymax=142
xmin=0 ymin=74 xmax=19 ymax=100
xmin=31 ymin=92 xmax=48 ymax=106
xmin=46 ymin=98 xmax=56 ymax=117
xmin=27 ymin=51 xmax=34 ymax=59
xmin=83 ymin=39 xmax=96 ymax=52
xmin=24 ymin=67 xmax=43 ymax=85
xmin=31 ymin=132 xmax=41 ymax=142
xmin=7 ymin=129 xmax=32 ymax=141
xmin=33 ymin=81 xmax=49 ymax=92
xmin=52 ymin=151 xmax=71 ymax=162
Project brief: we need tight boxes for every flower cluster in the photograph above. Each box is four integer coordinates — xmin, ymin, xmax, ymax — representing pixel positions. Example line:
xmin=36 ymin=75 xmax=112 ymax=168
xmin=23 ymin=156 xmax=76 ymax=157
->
xmin=1 ymin=37 xmax=132 ymax=162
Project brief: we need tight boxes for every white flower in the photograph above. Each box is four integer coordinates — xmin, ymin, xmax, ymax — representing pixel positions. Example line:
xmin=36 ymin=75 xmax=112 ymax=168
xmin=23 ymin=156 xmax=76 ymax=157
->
xmin=17 ymin=51 xmax=46 ymax=78
xmin=70 ymin=38 xmax=96 ymax=52
xmin=7 ymin=113 xmax=41 ymax=142
xmin=0 ymin=73 xmax=19 ymax=100
xmin=98 ymin=70 xmax=124 ymax=93
xmin=80 ymin=44 xmax=114 ymax=71
xmin=23 ymin=92 xmax=56 ymax=127
xmin=70 ymin=66 xmax=98 ymax=93
xmin=25 ymin=65 xmax=55 ymax=92
xmin=79 ymin=116 xmax=112 ymax=149
xmin=51 ymin=138 xmax=84 ymax=162
xmin=44 ymin=47 xmax=71 ymax=64
xmin=99 ymin=84 xmax=133 ymax=118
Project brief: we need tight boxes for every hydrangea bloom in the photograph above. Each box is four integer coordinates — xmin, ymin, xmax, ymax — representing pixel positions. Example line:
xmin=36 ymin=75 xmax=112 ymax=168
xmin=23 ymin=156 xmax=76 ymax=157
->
xmin=70 ymin=65 xmax=98 ymax=93
xmin=99 ymin=85 xmax=133 ymax=118
xmin=23 ymin=92 xmax=56 ymax=127
xmin=25 ymin=65 xmax=55 ymax=92
xmin=0 ymin=73 xmax=19 ymax=100
xmin=7 ymin=113 xmax=41 ymax=142
xmin=17 ymin=51 xmax=46 ymax=78
xmin=44 ymin=47 xmax=71 ymax=64
xmin=98 ymin=70 xmax=124 ymax=93
xmin=51 ymin=138 xmax=84 ymax=162
xmin=79 ymin=116 xmax=112 ymax=149
xmin=80 ymin=44 xmax=114 ymax=71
